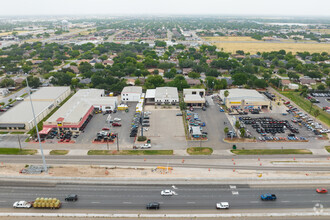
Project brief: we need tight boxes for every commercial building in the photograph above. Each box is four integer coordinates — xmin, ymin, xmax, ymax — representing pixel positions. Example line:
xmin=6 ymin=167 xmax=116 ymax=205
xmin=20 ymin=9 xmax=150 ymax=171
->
xmin=0 ymin=87 xmax=70 ymax=131
xmin=183 ymin=89 xmax=205 ymax=108
xmin=121 ymin=86 xmax=142 ymax=102
xmin=0 ymin=88 xmax=9 ymax=97
xmin=145 ymin=87 xmax=179 ymax=105
xmin=44 ymin=89 xmax=118 ymax=134
xmin=219 ymin=89 xmax=270 ymax=110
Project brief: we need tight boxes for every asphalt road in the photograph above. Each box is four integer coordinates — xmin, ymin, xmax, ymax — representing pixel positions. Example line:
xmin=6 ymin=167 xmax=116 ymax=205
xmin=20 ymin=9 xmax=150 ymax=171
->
xmin=1 ymin=184 xmax=329 ymax=210
xmin=0 ymin=155 xmax=329 ymax=171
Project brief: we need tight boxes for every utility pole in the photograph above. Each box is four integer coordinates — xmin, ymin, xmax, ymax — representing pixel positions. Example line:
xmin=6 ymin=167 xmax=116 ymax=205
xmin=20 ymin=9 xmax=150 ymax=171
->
xmin=116 ymin=133 xmax=119 ymax=151
xmin=141 ymin=111 xmax=144 ymax=137
xmin=17 ymin=134 xmax=21 ymax=151
xmin=26 ymin=79 xmax=47 ymax=173
xmin=106 ymin=138 xmax=109 ymax=150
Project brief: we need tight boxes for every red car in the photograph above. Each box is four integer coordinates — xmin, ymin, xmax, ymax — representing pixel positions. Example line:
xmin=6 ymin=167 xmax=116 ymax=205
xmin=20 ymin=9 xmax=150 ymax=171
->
xmin=284 ymin=101 xmax=290 ymax=105
xmin=102 ymin=127 xmax=110 ymax=130
xmin=316 ymin=188 xmax=328 ymax=193
xmin=65 ymin=139 xmax=70 ymax=142
xmin=112 ymin=123 xmax=122 ymax=127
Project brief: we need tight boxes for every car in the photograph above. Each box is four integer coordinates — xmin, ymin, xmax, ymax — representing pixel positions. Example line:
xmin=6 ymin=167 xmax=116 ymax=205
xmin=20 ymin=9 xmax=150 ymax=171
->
xmin=316 ymin=188 xmax=328 ymax=193
xmin=65 ymin=138 xmax=71 ymax=142
xmin=146 ymin=202 xmax=160 ymax=209
xmin=112 ymin=123 xmax=122 ymax=127
xmin=202 ymin=106 xmax=206 ymax=111
xmin=65 ymin=194 xmax=78 ymax=201
xmin=142 ymin=123 xmax=150 ymax=127
xmin=261 ymin=193 xmax=277 ymax=201
xmin=161 ymin=189 xmax=175 ymax=196
xmin=8 ymin=104 xmax=14 ymax=107
xmin=113 ymin=118 xmax=121 ymax=122
xmin=15 ymin=97 xmax=24 ymax=101
xmin=13 ymin=201 xmax=32 ymax=208
xmin=73 ymin=134 xmax=79 ymax=138
xmin=140 ymin=143 xmax=151 ymax=149
xmin=216 ymin=202 xmax=229 ymax=209
xmin=284 ymin=101 xmax=290 ymax=105
xmin=219 ymin=107 xmax=225 ymax=112
xmin=102 ymin=127 xmax=110 ymax=130
xmin=176 ymin=113 xmax=183 ymax=116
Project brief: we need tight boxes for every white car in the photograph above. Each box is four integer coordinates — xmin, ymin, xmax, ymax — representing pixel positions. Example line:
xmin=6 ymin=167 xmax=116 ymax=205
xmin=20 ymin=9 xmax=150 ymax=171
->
xmin=140 ymin=144 xmax=151 ymax=149
xmin=161 ymin=189 xmax=175 ymax=196
xmin=15 ymin=97 xmax=24 ymax=101
xmin=13 ymin=201 xmax=32 ymax=209
xmin=113 ymin=118 xmax=121 ymax=122
xmin=216 ymin=202 xmax=229 ymax=209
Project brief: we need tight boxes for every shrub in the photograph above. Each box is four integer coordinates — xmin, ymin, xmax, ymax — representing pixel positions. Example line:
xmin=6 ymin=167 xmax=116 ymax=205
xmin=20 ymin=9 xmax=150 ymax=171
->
xmin=137 ymin=136 xmax=147 ymax=141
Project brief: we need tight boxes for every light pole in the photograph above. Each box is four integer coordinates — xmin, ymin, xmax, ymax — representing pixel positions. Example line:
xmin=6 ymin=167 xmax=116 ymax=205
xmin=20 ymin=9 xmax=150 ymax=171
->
xmin=116 ymin=133 xmax=119 ymax=151
xmin=26 ymin=79 xmax=47 ymax=173
xmin=17 ymin=134 xmax=21 ymax=151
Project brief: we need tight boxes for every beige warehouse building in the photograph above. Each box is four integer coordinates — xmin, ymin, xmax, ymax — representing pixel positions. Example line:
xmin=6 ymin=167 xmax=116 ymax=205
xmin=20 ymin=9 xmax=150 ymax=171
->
xmin=219 ymin=89 xmax=270 ymax=110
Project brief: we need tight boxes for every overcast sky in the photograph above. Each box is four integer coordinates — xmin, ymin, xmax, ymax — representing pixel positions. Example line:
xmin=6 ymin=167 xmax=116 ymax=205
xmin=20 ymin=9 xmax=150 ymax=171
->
xmin=1 ymin=0 xmax=329 ymax=16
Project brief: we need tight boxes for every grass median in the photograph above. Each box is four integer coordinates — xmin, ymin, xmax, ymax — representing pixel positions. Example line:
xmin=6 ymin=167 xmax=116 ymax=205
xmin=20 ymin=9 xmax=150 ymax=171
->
xmin=326 ymin=146 xmax=330 ymax=153
xmin=231 ymin=149 xmax=312 ymax=155
xmin=88 ymin=150 xmax=173 ymax=155
xmin=0 ymin=148 xmax=37 ymax=155
xmin=187 ymin=147 xmax=213 ymax=155
xmin=50 ymin=150 xmax=69 ymax=155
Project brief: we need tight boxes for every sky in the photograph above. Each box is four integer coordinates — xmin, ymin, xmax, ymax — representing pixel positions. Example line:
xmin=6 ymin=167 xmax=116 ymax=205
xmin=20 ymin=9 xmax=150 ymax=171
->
xmin=0 ymin=0 xmax=329 ymax=17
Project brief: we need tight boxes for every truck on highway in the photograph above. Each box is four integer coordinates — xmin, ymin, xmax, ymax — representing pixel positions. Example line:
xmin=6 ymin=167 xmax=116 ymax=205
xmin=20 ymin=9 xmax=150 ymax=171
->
xmin=32 ymin=197 xmax=61 ymax=209
xmin=260 ymin=193 xmax=277 ymax=201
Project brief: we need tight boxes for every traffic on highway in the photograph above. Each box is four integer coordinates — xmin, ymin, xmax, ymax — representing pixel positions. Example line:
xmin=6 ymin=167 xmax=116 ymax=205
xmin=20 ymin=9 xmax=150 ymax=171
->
xmin=1 ymin=184 xmax=329 ymax=211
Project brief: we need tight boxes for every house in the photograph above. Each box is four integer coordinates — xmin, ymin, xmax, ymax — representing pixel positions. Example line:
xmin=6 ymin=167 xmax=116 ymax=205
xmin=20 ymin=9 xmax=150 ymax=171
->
xmin=186 ymin=79 xmax=201 ymax=86
xmin=69 ymin=66 xmax=79 ymax=74
xmin=79 ymin=78 xmax=91 ymax=84
xmin=183 ymin=89 xmax=206 ymax=108
xmin=182 ymin=68 xmax=193 ymax=75
xmin=288 ymin=83 xmax=299 ymax=90
xmin=121 ymin=86 xmax=142 ymax=102
xmin=300 ymin=78 xmax=316 ymax=86
xmin=281 ymin=79 xmax=291 ymax=86
xmin=103 ymin=60 xmax=114 ymax=66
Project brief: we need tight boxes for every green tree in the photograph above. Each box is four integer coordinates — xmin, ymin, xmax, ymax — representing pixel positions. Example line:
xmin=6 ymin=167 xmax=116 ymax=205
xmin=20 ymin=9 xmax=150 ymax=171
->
xmin=164 ymin=68 xmax=177 ymax=79
xmin=240 ymin=127 xmax=246 ymax=138
xmin=224 ymin=127 xmax=229 ymax=134
xmin=235 ymin=121 xmax=240 ymax=129
xmin=314 ymin=109 xmax=320 ymax=119
xmin=23 ymin=76 xmax=40 ymax=88
xmin=167 ymin=75 xmax=190 ymax=91
xmin=232 ymin=73 xmax=248 ymax=85
xmin=0 ymin=78 xmax=15 ymax=87
xmin=317 ymin=84 xmax=325 ymax=91
xmin=188 ymin=72 xmax=200 ymax=79
xmin=145 ymin=75 xmax=165 ymax=89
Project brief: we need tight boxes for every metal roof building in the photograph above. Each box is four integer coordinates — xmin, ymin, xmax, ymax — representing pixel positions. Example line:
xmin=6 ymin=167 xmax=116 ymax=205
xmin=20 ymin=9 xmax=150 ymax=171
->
xmin=219 ymin=89 xmax=270 ymax=110
xmin=0 ymin=87 xmax=71 ymax=131
xmin=44 ymin=89 xmax=118 ymax=132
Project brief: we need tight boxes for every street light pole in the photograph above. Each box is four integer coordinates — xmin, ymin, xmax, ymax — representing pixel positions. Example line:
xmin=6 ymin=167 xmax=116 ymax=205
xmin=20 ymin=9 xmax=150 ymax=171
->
xmin=116 ymin=133 xmax=119 ymax=151
xmin=26 ymin=79 xmax=47 ymax=173
xmin=17 ymin=134 xmax=21 ymax=151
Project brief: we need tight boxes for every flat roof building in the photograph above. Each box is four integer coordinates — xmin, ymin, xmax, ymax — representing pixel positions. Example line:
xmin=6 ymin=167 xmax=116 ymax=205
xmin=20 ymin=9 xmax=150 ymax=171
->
xmin=183 ymin=89 xmax=205 ymax=108
xmin=121 ymin=86 xmax=142 ymax=102
xmin=219 ymin=89 xmax=270 ymax=110
xmin=155 ymin=87 xmax=179 ymax=105
xmin=0 ymin=87 xmax=71 ymax=131
xmin=44 ymin=89 xmax=118 ymax=133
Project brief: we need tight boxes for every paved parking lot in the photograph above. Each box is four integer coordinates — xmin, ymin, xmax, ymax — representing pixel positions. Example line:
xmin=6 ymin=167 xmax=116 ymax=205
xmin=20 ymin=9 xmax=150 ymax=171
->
xmin=75 ymin=104 xmax=137 ymax=149
xmin=315 ymin=97 xmax=330 ymax=111
xmin=189 ymin=96 xmax=234 ymax=149
xmin=242 ymin=112 xmax=321 ymax=142
xmin=143 ymin=106 xmax=186 ymax=150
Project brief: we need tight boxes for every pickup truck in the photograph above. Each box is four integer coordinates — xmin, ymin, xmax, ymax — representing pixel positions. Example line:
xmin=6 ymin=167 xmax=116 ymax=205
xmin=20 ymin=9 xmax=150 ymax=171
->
xmin=13 ymin=201 xmax=32 ymax=209
xmin=260 ymin=193 xmax=277 ymax=201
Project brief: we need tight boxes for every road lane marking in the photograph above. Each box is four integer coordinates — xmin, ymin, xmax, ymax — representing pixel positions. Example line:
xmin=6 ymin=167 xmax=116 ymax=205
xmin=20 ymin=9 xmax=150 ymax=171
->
xmin=229 ymin=185 xmax=236 ymax=189
xmin=312 ymin=200 xmax=320 ymax=202
xmin=0 ymin=201 xmax=6 ymax=203
xmin=232 ymin=191 xmax=239 ymax=195
xmin=123 ymin=202 xmax=132 ymax=204
xmin=187 ymin=202 xmax=196 ymax=204
xmin=91 ymin=202 xmax=100 ymax=204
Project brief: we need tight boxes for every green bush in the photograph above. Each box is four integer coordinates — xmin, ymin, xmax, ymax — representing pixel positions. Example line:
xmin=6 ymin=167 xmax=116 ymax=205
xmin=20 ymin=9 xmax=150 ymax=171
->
xmin=137 ymin=136 xmax=147 ymax=141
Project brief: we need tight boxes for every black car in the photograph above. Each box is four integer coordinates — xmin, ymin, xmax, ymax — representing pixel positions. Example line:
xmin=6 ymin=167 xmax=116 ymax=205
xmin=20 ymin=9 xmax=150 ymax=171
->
xmin=146 ymin=202 xmax=160 ymax=209
xmin=65 ymin=194 xmax=78 ymax=201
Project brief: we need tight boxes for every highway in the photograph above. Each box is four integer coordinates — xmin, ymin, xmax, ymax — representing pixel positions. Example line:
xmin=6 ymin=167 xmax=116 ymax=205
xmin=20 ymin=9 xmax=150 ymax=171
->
xmin=0 ymin=155 xmax=329 ymax=171
xmin=0 ymin=184 xmax=329 ymax=210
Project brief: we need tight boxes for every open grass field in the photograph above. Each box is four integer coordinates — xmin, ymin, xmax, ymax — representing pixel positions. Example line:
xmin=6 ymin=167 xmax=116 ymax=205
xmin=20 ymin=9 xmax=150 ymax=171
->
xmin=280 ymin=91 xmax=330 ymax=127
xmin=187 ymin=147 xmax=213 ymax=155
xmin=202 ymin=36 xmax=258 ymax=42
xmin=231 ymin=149 xmax=312 ymax=155
xmin=309 ymin=29 xmax=330 ymax=34
xmin=326 ymin=146 xmax=330 ymax=153
xmin=0 ymin=31 xmax=28 ymax=36
xmin=88 ymin=150 xmax=173 ymax=155
xmin=211 ymin=42 xmax=330 ymax=54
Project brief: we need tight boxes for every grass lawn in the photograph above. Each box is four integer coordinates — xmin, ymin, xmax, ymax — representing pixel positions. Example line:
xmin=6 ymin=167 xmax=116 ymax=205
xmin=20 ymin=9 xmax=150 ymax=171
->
xmin=88 ymin=150 xmax=173 ymax=155
xmin=326 ymin=146 xmax=330 ymax=153
xmin=280 ymin=91 xmax=330 ymax=127
xmin=50 ymin=150 xmax=69 ymax=155
xmin=187 ymin=147 xmax=213 ymax=155
xmin=0 ymin=148 xmax=37 ymax=155
xmin=0 ymin=132 xmax=9 ymax=134
xmin=231 ymin=149 xmax=312 ymax=155
xmin=10 ymin=131 xmax=25 ymax=134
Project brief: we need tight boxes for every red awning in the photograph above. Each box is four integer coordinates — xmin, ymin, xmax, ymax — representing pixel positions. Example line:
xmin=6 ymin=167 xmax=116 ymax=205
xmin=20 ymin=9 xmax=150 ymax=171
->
xmin=39 ymin=127 xmax=52 ymax=135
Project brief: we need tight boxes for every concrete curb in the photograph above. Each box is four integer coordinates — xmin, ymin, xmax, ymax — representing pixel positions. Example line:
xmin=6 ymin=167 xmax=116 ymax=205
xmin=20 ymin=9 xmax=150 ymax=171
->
xmin=0 ymin=212 xmax=329 ymax=218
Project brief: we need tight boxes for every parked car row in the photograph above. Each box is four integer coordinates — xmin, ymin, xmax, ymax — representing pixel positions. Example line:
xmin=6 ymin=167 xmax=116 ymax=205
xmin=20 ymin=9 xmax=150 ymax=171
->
xmin=311 ymin=93 xmax=330 ymax=97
